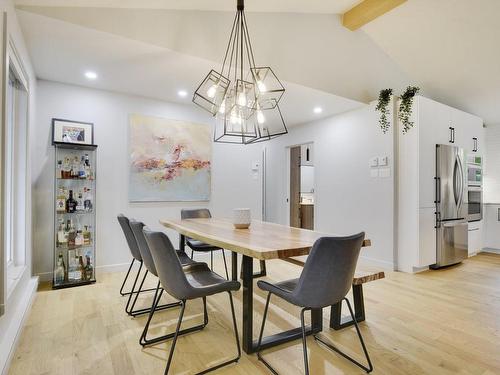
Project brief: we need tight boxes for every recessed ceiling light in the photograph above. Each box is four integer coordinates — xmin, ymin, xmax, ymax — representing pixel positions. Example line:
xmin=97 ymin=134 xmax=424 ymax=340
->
xmin=84 ymin=71 xmax=98 ymax=80
xmin=178 ymin=90 xmax=188 ymax=98
xmin=313 ymin=107 xmax=323 ymax=114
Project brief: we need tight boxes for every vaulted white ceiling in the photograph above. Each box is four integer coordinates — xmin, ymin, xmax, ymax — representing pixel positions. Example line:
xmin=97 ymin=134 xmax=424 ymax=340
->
xmin=13 ymin=0 xmax=500 ymax=125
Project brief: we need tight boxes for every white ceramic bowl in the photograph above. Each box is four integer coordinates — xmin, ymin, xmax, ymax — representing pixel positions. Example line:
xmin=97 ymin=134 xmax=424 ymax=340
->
xmin=233 ymin=208 xmax=251 ymax=229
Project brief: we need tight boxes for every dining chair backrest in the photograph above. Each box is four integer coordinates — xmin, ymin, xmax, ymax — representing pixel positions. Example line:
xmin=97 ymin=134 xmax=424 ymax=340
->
xmin=143 ymin=228 xmax=192 ymax=301
xmin=181 ymin=208 xmax=212 ymax=219
xmin=129 ymin=220 xmax=157 ymax=277
xmin=117 ymin=214 xmax=142 ymax=261
xmin=293 ymin=232 xmax=365 ymax=309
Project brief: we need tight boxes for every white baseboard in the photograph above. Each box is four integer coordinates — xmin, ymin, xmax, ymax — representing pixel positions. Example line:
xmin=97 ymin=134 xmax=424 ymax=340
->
xmin=481 ymin=248 xmax=500 ymax=254
xmin=1 ymin=276 xmax=38 ymax=375
xmin=96 ymin=262 xmax=134 ymax=274
xmin=357 ymin=255 xmax=394 ymax=271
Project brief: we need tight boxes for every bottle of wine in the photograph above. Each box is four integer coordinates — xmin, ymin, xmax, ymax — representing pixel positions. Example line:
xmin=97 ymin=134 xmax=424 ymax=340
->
xmin=84 ymin=255 xmax=93 ymax=281
xmin=67 ymin=220 xmax=76 ymax=247
xmin=79 ymin=155 xmax=86 ymax=179
xmin=66 ymin=190 xmax=77 ymax=213
xmin=55 ymin=252 xmax=66 ymax=284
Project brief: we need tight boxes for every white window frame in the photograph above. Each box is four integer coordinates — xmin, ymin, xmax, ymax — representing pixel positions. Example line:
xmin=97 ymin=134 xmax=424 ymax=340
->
xmin=3 ymin=34 xmax=30 ymax=300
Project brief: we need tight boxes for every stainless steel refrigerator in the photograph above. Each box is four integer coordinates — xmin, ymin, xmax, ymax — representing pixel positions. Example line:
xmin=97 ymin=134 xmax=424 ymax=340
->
xmin=431 ymin=144 xmax=468 ymax=269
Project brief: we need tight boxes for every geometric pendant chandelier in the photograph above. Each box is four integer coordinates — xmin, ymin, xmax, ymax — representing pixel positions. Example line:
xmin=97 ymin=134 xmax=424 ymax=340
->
xmin=192 ymin=0 xmax=288 ymax=144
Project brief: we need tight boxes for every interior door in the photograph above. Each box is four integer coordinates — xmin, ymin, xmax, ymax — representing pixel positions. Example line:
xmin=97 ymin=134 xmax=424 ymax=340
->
xmin=289 ymin=146 xmax=301 ymax=228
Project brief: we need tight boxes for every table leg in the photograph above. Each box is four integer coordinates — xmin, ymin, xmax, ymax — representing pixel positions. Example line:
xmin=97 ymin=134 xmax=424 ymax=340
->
xmin=231 ymin=251 xmax=238 ymax=282
xmin=330 ymin=284 xmax=365 ymax=330
xmin=241 ymin=255 xmax=323 ymax=355
xmin=242 ymin=255 xmax=254 ymax=354
xmin=179 ymin=234 xmax=185 ymax=252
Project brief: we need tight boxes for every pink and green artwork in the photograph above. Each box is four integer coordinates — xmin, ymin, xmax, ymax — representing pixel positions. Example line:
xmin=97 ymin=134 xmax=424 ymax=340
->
xmin=129 ymin=114 xmax=211 ymax=201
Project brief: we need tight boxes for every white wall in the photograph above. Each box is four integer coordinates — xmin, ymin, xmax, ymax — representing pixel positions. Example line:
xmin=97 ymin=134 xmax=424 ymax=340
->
xmin=264 ymin=103 xmax=395 ymax=269
xmin=33 ymin=80 xmax=263 ymax=279
xmin=0 ymin=1 xmax=38 ymax=374
xmin=484 ymin=124 xmax=500 ymax=204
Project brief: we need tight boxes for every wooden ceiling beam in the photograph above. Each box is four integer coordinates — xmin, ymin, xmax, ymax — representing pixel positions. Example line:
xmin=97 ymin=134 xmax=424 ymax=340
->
xmin=342 ymin=0 xmax=407 ymax=31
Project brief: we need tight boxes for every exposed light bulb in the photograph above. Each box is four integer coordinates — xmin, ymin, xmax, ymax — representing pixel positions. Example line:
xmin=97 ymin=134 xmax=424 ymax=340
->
xmin=257 ymin=80 xmax=267 ymax=92
xmin=219 ymin=99 xmax=226 ymax=114
xmin=238 ymin=91 xmax=247 ymax=106
xmin=257 ymin=110 xmax=265 ymax=125
xmin=207 ymin=84 xmax=217 ymax=98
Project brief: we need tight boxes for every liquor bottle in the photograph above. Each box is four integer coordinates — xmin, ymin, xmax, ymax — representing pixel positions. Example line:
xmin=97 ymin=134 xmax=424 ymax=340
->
xmin=84 ymin=255 xmax=93 ymax=281
xmin=77 ymin=256 xmax=85 ymax=281
xmin=84 ymin=188 xmax=93 ymax=211
xmin=67 ymin=250 xmax=76 ymax=281
xmin=56 ymin=187 xmax=66 ymax=213
xmin=79 ymin=156 xmax=86 ymax=179
xmin=62 ymin=157 xmax=71 ymax=179
xmin=75 ymin=230 xmax=84 ymax=246
xmin=84 ymin=154 xmax=91 ymax=179
xmin=83 ymin=225 xmax=91 ymax=245
xmin=54 ymin=252 xmax=66 ymax=284
xmin=56 ymin=160 xmax=63 ymax=179
xmin=57 ymin=220 xmax=68 ymax=246
xmin=66 ymin=190 xmax=77 ymax=213
xmin=67 ymin=220 xmax=76 ymax=247
xmin=71 ymin=156 xmax=79 ymax=178
xmin=76 ymin=190 xmax=84 ymax=211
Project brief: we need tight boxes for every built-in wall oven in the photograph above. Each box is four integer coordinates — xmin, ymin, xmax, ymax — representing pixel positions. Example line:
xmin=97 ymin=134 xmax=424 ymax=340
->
xmin=467 ymin=155 xmax=483 ymax=222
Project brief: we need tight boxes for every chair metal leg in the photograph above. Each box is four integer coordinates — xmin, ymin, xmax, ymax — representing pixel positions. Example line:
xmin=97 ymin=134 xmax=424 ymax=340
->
xmin=165 ymin=300 xmax=186 ymax=375
xmin=300 ymin=308 xmax=310 ymax=375
xmin=210 ymin=251 xmax=214 ymax=270
xmin=314 ymin=298 xmax=373 ymax=373
xmin=126 ymin=269 xmax=149 ymax=315
xmin=221 ymin=250 xmax=229 ymax=279
xmin=119 ymin=259 xmax=135 ymax=296
xmin=256 ymin=293 xmax=279 ymax=375
xmin=124 ymin=261 xmax=143 ymax=313
xmin=164 ymin=294 xmax=240 ymax=375
xmin=140 ymin=281 xmax=182 ymax=347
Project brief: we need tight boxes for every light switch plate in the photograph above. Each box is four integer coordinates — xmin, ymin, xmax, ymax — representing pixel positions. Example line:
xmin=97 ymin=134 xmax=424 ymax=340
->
xmin=369 ymin=157 xmax=378 ymax=167
xmin=251 ymin=161 xmax=260 ymax=171
xmin=378 ymin=156 xmax=388 ymax=166
xmin=379 ymin=167 xmax=391 ymax=178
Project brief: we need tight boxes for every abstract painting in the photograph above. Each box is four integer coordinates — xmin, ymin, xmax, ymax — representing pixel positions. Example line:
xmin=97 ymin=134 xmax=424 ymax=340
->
xmin=129 ymin=114 xmax=211 ymax=202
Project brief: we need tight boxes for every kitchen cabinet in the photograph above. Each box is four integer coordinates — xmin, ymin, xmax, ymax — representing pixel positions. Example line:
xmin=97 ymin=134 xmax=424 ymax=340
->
xmin=468 ymin=221 xmax=483 ymax=256
xmin=300 ymin=204 xmax=314 ymax=230
xmin=483 ymin=204 xmax=500 ymax=250
xmin=398 ymin=96 xmax=484 ymax=272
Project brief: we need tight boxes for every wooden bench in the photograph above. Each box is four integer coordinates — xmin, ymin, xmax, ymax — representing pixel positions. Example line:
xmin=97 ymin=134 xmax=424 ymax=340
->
xmin=282 ymin=257 xmax=385 ymax=330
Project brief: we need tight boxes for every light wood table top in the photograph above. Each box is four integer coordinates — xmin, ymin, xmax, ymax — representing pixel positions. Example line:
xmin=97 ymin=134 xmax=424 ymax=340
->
xmin=161 ymin=218 xmax=371 ymax=260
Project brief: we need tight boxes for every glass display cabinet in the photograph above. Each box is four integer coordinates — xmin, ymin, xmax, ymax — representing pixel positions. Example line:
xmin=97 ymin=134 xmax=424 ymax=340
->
xmin=53 ymin=142 xmax=97 ymax=289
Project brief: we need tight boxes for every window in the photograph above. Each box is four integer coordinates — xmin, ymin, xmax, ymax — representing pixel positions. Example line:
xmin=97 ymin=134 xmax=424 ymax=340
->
xmin=4 ymin=44 xmax=29 ymax=296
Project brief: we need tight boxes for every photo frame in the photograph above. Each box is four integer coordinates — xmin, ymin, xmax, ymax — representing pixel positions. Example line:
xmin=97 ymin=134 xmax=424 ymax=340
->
xmin=52 ymin=118 xmax=94 ymax=146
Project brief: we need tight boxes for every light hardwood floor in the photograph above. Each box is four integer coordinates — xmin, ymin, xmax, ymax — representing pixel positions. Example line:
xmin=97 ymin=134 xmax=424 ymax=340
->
xmin=8 ymin=252 xmax=500 ymax=375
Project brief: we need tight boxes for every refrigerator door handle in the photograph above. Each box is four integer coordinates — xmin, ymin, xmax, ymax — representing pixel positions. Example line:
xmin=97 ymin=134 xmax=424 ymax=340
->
xmin=457 ymin=153 xmax=465 ymax=211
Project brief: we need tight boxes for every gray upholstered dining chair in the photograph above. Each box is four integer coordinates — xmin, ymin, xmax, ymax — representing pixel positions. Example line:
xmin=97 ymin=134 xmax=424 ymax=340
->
xmin=130 ymin=220 xmax=205 ymax=347
xmin=144 ymin=228 xmax=241 ymax=375
xmin=181 ymin=208 xmax=229 ymax=278
xmin=117 ymin=214 xmax=157 ymax=315
xmin=256 ymin=232 xmax=373 ymax=374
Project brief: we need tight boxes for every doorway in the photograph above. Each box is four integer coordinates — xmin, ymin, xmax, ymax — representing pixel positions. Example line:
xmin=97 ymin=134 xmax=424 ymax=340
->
xmin=289 ymin=143 xmax=314 ymax=230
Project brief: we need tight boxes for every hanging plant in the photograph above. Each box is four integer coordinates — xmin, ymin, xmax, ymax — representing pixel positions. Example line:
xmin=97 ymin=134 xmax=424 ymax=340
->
xmin=375 ymin=88 xmax=393 ymax=134
xmin=399 ymin=86 xmax=420 ymax=134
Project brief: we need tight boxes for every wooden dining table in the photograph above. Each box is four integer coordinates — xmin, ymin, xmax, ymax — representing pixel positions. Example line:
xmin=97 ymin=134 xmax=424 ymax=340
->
xmin=160 ymin=217 xmax=371 ymax=355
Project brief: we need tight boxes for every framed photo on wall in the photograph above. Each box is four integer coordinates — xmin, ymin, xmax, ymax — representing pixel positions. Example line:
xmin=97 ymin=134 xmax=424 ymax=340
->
xmin=52 ymin=118 xmax=94 ymax=146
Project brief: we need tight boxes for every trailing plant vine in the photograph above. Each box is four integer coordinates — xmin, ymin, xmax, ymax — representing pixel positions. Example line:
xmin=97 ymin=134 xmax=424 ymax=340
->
xmin=399 ymin=86 xmax=420 ymax=134
xmin=375 ymin=88 xmax=393 ymax=133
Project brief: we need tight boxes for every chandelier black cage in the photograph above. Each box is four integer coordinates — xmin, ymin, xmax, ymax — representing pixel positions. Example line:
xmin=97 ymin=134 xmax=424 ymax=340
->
xmin=192 ymin=0 xmax=287 ymax=144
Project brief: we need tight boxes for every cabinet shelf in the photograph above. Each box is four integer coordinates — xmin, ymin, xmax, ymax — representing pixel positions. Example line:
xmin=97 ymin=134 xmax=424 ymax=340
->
xmin=56 ymin=242 xmax=93 ymax=250
xmin=52 ymin=279 xmax=96 ymax=289
xmin=56 ymin=178 xmax=94 ymax=182
xmin=56 ymin=211 xmax=93 ymax=215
